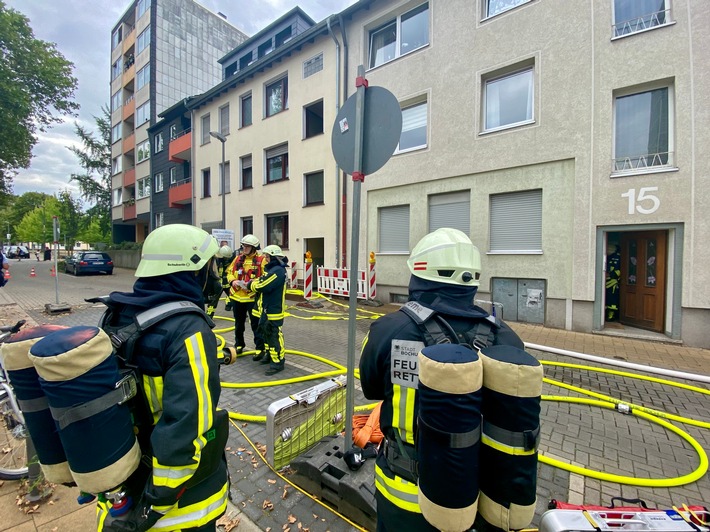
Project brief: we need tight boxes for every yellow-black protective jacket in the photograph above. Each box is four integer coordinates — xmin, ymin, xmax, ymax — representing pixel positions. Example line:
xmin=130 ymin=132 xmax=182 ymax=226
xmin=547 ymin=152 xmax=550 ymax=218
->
xmin=359 ymin=277 xmax=523 ymax=521
xmin=226 ymin=252 xmax=263 ymax=303
xmin=98 ymin=272 xmax=228 ymax=531
xmin=248 ymin=258 xmax=287 ymax=325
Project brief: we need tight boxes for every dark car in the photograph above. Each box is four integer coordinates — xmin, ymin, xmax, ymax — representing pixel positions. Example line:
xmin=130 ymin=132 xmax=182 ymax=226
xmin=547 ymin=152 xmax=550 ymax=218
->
xmin=65 ymin=251 xmax=114 ymax=276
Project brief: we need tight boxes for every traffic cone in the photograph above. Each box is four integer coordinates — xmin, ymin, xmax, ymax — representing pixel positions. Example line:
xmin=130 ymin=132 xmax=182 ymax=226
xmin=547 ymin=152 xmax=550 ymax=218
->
xmin=3 ymin=269 xmax=9 ymax=280
xmin=30 ymin=267 xmax=36 ymax=277
xmin=50 ymin=267 xmax=55 ymax=277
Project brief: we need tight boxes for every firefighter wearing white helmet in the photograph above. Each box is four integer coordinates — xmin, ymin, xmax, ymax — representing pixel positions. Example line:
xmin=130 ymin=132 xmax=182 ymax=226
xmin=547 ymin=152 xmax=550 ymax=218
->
xmin=359 ymin=228 xmax=524 ymax=531
xmin=226 ymin=234 xmax=265 ymax=357
xmin=246 ymin=244 xmax=289 ymax=375
xmin=98 ymin=224 xmax=229 ymax=531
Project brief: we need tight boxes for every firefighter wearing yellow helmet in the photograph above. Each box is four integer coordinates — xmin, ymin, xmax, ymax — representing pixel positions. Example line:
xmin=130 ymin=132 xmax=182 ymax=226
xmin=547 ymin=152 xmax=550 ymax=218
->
xmin=359 ymin=228 xmax=525 ymax=531
xmin=97 ymin=224 xmax=229 ymax=531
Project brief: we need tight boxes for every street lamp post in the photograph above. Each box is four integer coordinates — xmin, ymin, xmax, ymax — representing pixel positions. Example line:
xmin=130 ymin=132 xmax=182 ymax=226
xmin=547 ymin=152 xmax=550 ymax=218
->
xmin=209 ymin=131 xmax=227 ymax=230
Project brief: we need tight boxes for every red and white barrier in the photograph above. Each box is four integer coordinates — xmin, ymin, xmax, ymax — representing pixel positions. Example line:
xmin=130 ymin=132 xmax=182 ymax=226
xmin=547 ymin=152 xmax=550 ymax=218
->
xmin=289 ymin=261 xmax=298 ymax=288
xmin=304 ymin=255 xmax=313 ymax=300
xmin=368 ymin=252 xmax=376 ymax=300
xmin=317 ymin=267 xmax=369 ymax=300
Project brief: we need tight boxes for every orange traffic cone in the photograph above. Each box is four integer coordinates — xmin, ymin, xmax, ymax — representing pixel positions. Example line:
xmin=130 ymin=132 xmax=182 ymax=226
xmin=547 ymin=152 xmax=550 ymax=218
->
xmin=30 ymin=267 xmax=36 ymax=277
xmin=3 ymin=269 xmax=9 ymax=280
xmin=50 ymin=267 xmax=56 ymax=277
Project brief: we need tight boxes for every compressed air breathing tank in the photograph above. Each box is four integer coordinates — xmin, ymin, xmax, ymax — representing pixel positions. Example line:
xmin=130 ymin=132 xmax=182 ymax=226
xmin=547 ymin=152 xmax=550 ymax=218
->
xmin=0 ymin=324 xmax=74 ymax=484
xmin=417 ymin=344 xmax=483 ymax=532
xmin=28 ymin=326 xmax=141 ymax=494
xmin=477 ymin=345 xmax=542 ymax=531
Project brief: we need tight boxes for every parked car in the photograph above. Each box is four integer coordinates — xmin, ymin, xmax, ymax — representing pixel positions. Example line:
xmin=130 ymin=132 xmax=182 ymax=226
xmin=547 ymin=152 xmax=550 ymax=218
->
xmin=6 ymin=245 xmax=30 ymax=259
xmin=65 ymin=251 xmax=114 ymax=276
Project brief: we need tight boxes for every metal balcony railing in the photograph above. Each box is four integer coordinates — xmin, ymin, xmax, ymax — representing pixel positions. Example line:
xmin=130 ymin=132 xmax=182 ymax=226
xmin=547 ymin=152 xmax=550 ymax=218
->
xmin=613 ymin=151 xmax=674 ymax=173
xmin=613 ymin=8 xmax=671 ymax=38
xmin=170 ymin=177 xmax=192 ymax=188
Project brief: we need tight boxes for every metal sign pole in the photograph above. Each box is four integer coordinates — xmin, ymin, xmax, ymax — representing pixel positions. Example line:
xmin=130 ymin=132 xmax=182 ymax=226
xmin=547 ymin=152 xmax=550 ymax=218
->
xmin=345 ymin=65 xmax=368 ymax=451
xmin=52 ymin=216 xmax=60 ymax=305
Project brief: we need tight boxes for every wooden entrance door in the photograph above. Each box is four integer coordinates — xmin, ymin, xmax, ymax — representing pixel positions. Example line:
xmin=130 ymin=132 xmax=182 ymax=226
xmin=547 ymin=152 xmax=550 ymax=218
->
xmin=619 ymin=231 xmax=666 ymax=332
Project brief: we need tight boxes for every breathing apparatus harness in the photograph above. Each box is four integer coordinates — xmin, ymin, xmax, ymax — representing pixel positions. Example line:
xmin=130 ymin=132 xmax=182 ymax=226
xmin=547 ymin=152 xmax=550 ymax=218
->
xmin=383 ymin=302 xmax=499 ymax=484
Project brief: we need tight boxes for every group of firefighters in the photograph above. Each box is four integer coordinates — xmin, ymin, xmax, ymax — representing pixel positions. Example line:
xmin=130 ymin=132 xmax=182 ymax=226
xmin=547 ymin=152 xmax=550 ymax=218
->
xmin=2 ymin=224 xmax=528 ymax=531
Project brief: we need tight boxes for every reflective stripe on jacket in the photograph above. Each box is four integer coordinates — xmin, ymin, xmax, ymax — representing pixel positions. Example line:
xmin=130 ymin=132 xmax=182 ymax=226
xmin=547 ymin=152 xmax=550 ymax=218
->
xmin=249 ymin=260 xmax=286 ymax=324
xmin=227 ymin=253 xmax=263 ymax=303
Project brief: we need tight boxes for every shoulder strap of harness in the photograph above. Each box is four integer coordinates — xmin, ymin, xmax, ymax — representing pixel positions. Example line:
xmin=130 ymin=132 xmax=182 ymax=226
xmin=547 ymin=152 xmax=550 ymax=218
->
xmin=92 ymin=298 xmax=212 ymax=364
xmin=399 ymin=301 xmax=497 ymax=349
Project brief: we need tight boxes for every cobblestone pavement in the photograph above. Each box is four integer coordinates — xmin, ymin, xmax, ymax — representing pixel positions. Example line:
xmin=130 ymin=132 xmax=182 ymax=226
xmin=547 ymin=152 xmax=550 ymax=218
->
xmin=1 ymin=258 xmax=709 ymax=531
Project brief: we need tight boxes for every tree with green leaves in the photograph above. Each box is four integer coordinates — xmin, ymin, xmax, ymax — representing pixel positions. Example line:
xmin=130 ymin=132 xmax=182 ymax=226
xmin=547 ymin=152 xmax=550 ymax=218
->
xmin=68 ymin=106 xmax=112 ymax=243
xmin=0 ymin=1 xmax=79 ymax=197
xmin=16 ymin=196 xmax=61 ymax=245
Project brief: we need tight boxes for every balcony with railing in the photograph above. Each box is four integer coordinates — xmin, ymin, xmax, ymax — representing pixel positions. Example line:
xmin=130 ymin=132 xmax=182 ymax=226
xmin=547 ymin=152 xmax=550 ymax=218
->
xmin=169 ymin=128 xmax=192 ymax=162
xmin=123 ymin=201 xmax=136 ymax=220
xmin=613 ymin=8 xmax=672 ymax=38
xmin=123 ymin=95 xmax=135 ymax=121
xmin=122 ymin=63 xmax=135 ymax=87
xmin=123 ymin=132 xmax=135 ymax=153
xmin=123 ymin=167 xmax=136 ymax=186
xmin=122 ymin=26 xmax=136 ymax=53
xmin=169 ymin=177 xmax=192 ymax=207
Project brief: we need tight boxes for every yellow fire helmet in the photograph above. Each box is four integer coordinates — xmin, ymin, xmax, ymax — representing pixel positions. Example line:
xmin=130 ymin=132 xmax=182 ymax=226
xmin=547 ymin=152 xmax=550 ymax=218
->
xmin=135 ymin=224 xmax=219 ymax=277
xmin=262 ymin=244 xmax=285 ymax=258
xmin=407 ymin=228 xmax=481 ymax=286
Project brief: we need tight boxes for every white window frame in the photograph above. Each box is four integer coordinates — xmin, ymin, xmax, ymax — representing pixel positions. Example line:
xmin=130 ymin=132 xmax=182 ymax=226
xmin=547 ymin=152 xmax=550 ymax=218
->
xmin=219 ymin=104 xmax=230 ymax=136
xmin=137 ymin=177 xmax=151 ymax=199
xmin=489 ymin=189 xmax=542 ymax=254
xmin=378 ymin=205 xmax=410 ymax=253
xmin=428 ymin=191 xmax=470 ymax=234
xmin=137 ymin=26 xmax=151 ymax=54
xmin=155 ymin=211 xmax=164 ymax=228
xmin=111 ymin=123 xmax=121 ymax=144
xmin=169 ymin=124 xmax=178 ymax=140
xmin=219 ymin=161 xmax=231 ymax=195
xmin=240 ymin=92 xmax=252 ymax=127
xmin=137 ymin=64 xmax=150 ymax=90
xmin=137 ymin=0 xmax=151 ymax=18
xmin=396 ymin=98 xmax=428 ymax=153
xmin=154 ymin=172 xmax=164 ymax=192
xmin=482 ymin=66 xmax=534 ymax=133
xmin=169 ymin=167 xmax=177 ymax=185
xmin=137 ymin=140 xmax=150 ymax=163
xmin=612 ymin=0 xmax=673 ymax=39
xmin=112 ymin=156 xmax=122 ymax=175
xmin=368 ymin=2 xmax=429 ymax=69
xmin=136 ymin=102 xmax=150 ymax=125
xmin=154 ymin=132 xmax=164 ymax=153
xmin=304 ymin=170 xmax=324 ymax=206
xmin=483 ymin=0 xmax=532 ymax=20
xmin=111 ymin=91 xmax=122 ymax=112
xmin=612 ymin=82 xmax=675 ymax=176
xmin=240 ymin=155 xmax=252 ymax=189
xmin=113 ymin=188 xmax=123 ymax=206
xmin=201 ymin=114 xmax=211 ymax=145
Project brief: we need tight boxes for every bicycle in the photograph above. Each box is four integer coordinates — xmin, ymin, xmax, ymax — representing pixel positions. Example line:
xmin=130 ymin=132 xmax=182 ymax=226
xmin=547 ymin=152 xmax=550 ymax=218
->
xmin=0 ymin=319 xmax=29 ymax=480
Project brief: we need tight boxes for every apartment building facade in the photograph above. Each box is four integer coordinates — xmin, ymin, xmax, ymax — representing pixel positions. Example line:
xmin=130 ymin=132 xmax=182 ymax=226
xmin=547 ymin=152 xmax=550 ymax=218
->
xmin=189 ymin=8 xmax=341 ymax=274
xmin=335 ymin=0 xmax=708 ymax=347
xmin=109 ymin=0 xmax=247 ymax=242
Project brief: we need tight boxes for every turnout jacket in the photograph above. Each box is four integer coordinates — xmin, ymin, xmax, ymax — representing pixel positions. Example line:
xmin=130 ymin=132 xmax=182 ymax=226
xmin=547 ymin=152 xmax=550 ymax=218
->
xmin=248 ymin=258 xmax=287 ymax=324
xmin=227 ymin=252 xmax=264 ymax=303
xmin=99 ymin=273 xmax=228 ymax=531
xmin=359 ymin=277 xmax=524 ymax=516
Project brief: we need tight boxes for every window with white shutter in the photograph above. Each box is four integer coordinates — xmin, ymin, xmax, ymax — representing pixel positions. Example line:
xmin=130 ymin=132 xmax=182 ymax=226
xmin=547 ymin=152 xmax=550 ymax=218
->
xmin=489 ymin=189 xmax=542 ymax=253
xmin=379 ymin=205 xmax=410 ymax=253
xmin=428 ymin=191 xmax=470 ymax=234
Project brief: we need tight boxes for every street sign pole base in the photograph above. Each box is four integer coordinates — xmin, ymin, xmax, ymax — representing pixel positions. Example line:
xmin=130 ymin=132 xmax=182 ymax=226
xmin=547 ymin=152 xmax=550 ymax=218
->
xmin=45 ymin=303 xmax=71 ymax=315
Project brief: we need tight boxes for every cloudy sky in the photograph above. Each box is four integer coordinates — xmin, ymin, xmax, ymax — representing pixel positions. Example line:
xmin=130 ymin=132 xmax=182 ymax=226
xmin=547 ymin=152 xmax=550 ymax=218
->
xmin=6 ymin=0 xmax=357 ymax=200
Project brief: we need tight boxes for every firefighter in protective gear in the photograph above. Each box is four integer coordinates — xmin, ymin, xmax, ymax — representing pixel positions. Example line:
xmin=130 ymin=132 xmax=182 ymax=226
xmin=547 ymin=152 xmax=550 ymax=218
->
xmin=99 ymin=224 xmax=229 ymax=532
xmin=247 ymin=244 xmax=288 ymax=376
xmin=359 ymin=228 xmax=524 ymax=531
xmin=605 ymin=242 xmax=621 ymax=321
xmin=227 ymin=234 xmax=265 ymax=357
xmin=216 ymin=244 xmax=236 ymax=313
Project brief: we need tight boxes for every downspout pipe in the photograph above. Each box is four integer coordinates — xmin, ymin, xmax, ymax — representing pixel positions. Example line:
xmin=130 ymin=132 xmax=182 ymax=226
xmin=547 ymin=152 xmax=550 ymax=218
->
xmin=327 ymin=16 xmax=342 ymax=268
xmin=339 ymin=15 xmax=349 ymax=268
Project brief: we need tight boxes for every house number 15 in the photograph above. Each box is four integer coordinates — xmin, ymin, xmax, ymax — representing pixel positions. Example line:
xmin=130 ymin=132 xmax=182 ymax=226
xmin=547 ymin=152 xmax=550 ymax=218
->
xmin=621 ymin=187 xmax=660 ymax=215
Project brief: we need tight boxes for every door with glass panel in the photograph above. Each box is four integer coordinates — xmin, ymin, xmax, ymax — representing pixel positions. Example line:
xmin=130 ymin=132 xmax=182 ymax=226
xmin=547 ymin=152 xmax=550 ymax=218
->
xmin=619 ymin=231 xmax=666 ymax=332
